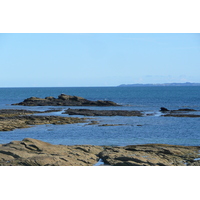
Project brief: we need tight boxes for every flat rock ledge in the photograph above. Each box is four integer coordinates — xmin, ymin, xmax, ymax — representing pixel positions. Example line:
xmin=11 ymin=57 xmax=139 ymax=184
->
xmin=160 ymin=107 xmax=200 ymax=117
xmin=0 ymin=138 xmax=200 ymax=166
xmin=12 ymin=93 xmax=120 ymax=107
xmin=0 ymin=109 xmax=86 ymax=131
xmin=64 ymin=108 xmax=143 ymax=116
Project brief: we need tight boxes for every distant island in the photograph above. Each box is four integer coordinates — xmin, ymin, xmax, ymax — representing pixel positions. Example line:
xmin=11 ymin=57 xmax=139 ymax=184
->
xmin=118 ymin=82 xmax=200 ymax=87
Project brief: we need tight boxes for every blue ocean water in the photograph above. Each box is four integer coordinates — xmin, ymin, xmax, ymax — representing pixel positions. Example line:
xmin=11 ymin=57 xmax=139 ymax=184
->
xmin=0 ymin=86 xmax=200 ymax=146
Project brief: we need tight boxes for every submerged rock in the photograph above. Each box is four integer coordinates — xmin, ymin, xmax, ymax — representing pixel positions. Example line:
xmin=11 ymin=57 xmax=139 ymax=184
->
xmin=160 ymin=107 xmax=200 ymax=117
xmin=163 ymin=114 xmax=200 ymax=117
xmin=64 ymin=108 xmax=143 ymax=116
xmin=12 ymin=93 xmax=120 ymax=106
xmin=98 ymin=124 xmax=126 ymax=126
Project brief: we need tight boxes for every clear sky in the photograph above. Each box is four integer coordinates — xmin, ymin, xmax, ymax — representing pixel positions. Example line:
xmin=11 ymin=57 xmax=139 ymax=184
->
xmin=0 ymin=33 xmax=200 ymax=87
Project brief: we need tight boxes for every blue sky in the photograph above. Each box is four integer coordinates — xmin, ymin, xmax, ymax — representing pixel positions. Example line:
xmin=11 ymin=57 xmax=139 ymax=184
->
xmin=0 ymin=33 xmax=200 ymax=87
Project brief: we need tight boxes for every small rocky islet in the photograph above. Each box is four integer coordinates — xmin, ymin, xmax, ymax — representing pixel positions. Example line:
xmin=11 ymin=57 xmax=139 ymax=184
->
xmin=160 ymin=107 xmax=200 ymax=117
xmin=0 ymin=94 xmax=121 ymax=131
xmin=12 ymin=93 xmax=120 ymax=106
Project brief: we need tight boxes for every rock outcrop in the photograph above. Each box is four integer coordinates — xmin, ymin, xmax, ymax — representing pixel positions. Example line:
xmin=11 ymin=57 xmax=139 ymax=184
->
xmin=160 ymin=107 xmax=197 ymax=113
xmin=0 ymin=138 xmax=200 ymax=166
xmin=0 ymin=115 xmax=86 ymax=131
xmin=160 ymin=107 xmax=200 ymax=117
xmin=0 ymin=138 xmax=103 ymax=166
xmin=12 ymin=94 xmax=120 ymax=106
xmin=99 ymin=144 xmax=200 ymax=166
xmin=64 ymin=108 xmax=143 ymax=116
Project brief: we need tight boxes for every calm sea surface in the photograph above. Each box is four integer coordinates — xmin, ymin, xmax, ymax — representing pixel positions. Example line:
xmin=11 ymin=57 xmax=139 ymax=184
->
xmin=0 ymin=86 xmax=200 ymax=146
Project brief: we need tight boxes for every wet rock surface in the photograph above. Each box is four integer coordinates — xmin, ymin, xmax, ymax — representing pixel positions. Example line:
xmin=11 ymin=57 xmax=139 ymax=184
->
xmin=12 ymin=93 xmax=120 ymax=106
xmin=64 ymin=108 xmax=143 ymax=116
xmin=0 ymin=109 xmax=86 ymax=131
xmin=0 ymin=138 xmax=200 ymax=166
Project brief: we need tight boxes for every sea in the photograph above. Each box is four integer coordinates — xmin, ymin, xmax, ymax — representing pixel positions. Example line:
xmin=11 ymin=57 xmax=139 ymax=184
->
xmin=0 ymin=86 xmax=200 ymax=146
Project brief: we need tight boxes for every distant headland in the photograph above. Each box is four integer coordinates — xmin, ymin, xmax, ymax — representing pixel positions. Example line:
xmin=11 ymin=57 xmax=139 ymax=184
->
xmin=118 ymin=82 xmax=200 ymax=87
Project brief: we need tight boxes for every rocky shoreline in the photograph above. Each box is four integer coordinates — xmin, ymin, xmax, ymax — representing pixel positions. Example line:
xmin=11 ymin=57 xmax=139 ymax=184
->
xmin=12 ymin=93 xmax=120 ymax=107
xmin=0 ymin=108 xmax=144 ymax=131
xmin=1 ymin=106 xmax=200 ymax=166
xmin=0 ymin=106 xmax=200 ymax=131
xmin=0 ymin=138 xmax=200 ymax=166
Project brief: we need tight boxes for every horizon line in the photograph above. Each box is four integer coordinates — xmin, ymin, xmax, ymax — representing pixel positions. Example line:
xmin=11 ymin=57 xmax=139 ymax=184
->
xmin=1 ymin=82 xmax=200 ymax=88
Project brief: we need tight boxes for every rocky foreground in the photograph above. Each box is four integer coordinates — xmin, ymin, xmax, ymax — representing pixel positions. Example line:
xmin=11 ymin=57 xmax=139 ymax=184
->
xmin=0 ymin=138 xmax=200 ymax=166
xmin=0 ymin=138 xmax=102 ymax=166
xmin=12 ymin=93 xmax=120 ymax=106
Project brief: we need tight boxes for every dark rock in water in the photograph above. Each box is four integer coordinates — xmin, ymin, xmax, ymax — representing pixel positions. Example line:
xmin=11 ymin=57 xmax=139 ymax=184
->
xmin=160 ymin=107 xmax=197 ymax=113
xmin=163 ymin=114 xmax=200 ymax=118
xmin=12 ymin=93 xmax=120 ymax=107
xmin=175 ymin=108 xmax=196 ymax=112
xmin=98 ymin=124 xmax=126 ymax=127
xmin=160 ymin=107 xmax=169 ymax=112
xmin=64 ymin=108 xmax=143 ymax=116
xmin=161 ymin=107 xmax=199 ymax=117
